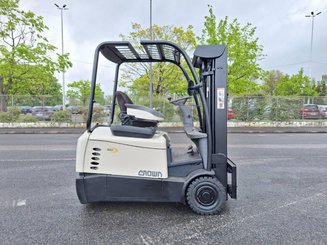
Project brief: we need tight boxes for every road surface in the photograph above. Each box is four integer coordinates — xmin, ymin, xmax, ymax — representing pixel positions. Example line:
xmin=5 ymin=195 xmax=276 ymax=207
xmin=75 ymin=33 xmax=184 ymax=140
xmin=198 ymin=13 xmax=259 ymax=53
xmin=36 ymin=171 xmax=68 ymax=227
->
xmin=0 ymin=133 xmax=326 ymax=244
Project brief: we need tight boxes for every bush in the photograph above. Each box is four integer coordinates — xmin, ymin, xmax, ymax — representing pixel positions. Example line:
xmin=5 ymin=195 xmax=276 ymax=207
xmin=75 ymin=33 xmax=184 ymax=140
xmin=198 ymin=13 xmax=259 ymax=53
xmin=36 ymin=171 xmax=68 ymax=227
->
xmin=0 ymin=107 xmax=21 ymax=122
xmin=232 ymin=97 xmax=268 ymax=121
xmin=231 ymin=96 xmax=304 ymax=122
xmin=92 ymin=106 xmax=107 ymax=123
xmin=81 ymin=106 xmax=107 ymax=124
xmin=52 ymin=110 xmax=72 ymax=123
xmin=9 ymin=107 xmax=21 ymax=120
xmin=269 ymin=97 xmax=303 ymax=121
xmin=0 ymin=112 xmax=11 ymax=122
xmin=18 ymin=114 xmax=38 ymax=123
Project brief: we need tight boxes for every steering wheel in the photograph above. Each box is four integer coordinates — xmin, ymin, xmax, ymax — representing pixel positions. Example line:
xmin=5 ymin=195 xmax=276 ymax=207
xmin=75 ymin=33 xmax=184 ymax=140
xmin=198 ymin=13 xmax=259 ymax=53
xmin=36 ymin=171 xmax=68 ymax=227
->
xmin=169 ymin=96 xmax=192 ymax=106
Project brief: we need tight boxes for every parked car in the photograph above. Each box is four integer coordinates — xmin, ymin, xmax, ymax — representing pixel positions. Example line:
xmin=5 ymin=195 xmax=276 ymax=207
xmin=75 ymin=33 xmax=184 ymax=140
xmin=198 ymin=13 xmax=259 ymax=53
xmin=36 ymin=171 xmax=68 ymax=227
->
xmin=227 ymin=108 xmax=236 ymax=120
xmin=300 ymin=104 xmax=321 ymax=119
xmin=32 ymin=106 xmax=54 ymax=120
xmin=318 ymin=105 xmax=327 ymax=119
xmin=66 ymin=105 xmax=83 ymax=114
xmin=20 ymin=106 xmax=32 ymax=114
xmin=53 ymin=105 xmax=63 ymax=111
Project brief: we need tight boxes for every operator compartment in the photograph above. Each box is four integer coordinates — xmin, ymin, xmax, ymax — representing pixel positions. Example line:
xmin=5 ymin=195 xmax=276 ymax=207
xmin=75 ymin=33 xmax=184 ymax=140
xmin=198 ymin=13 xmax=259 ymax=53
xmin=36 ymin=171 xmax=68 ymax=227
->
xmin=83 ymin=126 xmax=168 ymax=178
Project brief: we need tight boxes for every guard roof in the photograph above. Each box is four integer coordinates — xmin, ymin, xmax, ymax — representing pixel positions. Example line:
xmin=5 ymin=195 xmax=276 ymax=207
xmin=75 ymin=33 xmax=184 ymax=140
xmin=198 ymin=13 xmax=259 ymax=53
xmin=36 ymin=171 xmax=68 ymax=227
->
xmin=97 ymin=40 xmax=181 ymax=65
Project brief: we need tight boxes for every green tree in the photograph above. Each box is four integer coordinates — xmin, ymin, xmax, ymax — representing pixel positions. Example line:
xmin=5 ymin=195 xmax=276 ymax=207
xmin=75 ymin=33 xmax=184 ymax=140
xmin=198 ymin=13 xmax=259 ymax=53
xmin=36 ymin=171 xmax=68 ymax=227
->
xmin=262 ymin=69 xmax=318 ymax=97
xmin=7 ymin=75 xmax=63 ymax=105
xmin=316 ymin=74 xmax=327 ymax=96
xmin=199 ymin=5 xmax=265 ymax=95
xmin=67 ymin=80 xmax=105 ymax=106
xmin=274 ymin=68 xmax=317 ymax=96
xmin=262 ymin=70 xmax=284 ymax=96
xmin=120 ymin=23 xmax=197 ymax=97
xmin=8 ymin=67 xmax=62 ymax=105
xmin=0 ymin=0 xmax=72 ymax=111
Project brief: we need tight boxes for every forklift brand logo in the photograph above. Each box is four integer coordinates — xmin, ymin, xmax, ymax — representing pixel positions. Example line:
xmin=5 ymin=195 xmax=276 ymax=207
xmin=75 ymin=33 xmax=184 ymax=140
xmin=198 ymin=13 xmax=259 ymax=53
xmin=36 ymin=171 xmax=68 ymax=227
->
xmin=107 ymin=147 xmax=118 ymax=153
xmin=138 ymin=170 xmax=162 ymax=178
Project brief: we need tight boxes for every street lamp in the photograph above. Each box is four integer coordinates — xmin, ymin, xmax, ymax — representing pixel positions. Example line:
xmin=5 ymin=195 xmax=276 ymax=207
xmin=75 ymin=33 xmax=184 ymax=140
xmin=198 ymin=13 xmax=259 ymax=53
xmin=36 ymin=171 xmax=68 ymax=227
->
xmin=55 ymin=4 xmax=68 ymax=110
xmin=149 ymin=0 xmax=153 ymax=108
xmin=305 ymin=11 xmax=322 ymax=81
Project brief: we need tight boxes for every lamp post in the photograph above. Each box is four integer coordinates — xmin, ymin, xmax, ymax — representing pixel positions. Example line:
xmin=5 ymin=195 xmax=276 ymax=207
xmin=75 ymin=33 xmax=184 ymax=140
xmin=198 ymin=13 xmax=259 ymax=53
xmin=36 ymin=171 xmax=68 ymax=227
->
xmin=305 ymin=11 xmax=322 ymax=81
xmin=149 ymin=0 xmax=153 ymax=108
xmin=55 ymin=4 xmax=68 ymax=110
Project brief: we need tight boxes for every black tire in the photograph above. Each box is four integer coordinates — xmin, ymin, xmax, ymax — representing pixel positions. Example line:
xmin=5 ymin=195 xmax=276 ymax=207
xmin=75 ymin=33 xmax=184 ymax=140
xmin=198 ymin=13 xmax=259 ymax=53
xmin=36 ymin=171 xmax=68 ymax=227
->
xmin=186 ymin=176 xmax=226 ymax=215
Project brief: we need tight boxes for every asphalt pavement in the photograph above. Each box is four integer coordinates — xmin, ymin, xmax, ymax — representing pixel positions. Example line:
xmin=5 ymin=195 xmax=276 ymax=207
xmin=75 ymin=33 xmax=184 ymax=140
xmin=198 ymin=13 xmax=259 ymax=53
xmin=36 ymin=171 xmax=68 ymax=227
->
xmin=1 ymin=126 xmax=327 ymax=134
xmin=0 ymin=133 xmax=327 ymax=244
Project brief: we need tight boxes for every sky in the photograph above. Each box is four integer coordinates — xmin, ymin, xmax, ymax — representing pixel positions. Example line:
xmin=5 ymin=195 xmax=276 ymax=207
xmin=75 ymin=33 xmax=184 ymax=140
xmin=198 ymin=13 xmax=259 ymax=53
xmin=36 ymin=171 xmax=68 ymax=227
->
xmin=20 ymin=0 xmax=327 ymax=95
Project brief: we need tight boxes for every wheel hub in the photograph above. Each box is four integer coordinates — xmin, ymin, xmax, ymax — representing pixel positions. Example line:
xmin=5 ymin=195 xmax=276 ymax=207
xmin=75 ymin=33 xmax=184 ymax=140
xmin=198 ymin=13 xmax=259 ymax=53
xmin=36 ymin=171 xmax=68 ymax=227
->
xmin=196 ymin=186 xmax=217 ymax=206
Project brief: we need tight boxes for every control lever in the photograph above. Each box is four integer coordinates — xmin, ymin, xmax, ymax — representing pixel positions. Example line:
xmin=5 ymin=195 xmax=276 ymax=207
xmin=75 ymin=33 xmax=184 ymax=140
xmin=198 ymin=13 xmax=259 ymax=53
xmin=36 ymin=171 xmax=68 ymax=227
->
xmin=168 ymin=96 xmax=192 ymax=106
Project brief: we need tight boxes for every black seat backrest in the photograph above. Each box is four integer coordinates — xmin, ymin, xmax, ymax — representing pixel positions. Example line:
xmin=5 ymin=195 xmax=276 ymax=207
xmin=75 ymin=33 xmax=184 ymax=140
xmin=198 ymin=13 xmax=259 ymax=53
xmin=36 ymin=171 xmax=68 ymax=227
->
xmin=116 ymin=91 xmax=133 ymax=114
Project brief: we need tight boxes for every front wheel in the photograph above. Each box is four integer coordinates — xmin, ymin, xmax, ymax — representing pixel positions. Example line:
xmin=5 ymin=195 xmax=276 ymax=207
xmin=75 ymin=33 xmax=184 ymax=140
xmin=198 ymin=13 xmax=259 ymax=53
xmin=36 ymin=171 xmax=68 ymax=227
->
xmin=186 ymin=176 xmax=226 ymax=215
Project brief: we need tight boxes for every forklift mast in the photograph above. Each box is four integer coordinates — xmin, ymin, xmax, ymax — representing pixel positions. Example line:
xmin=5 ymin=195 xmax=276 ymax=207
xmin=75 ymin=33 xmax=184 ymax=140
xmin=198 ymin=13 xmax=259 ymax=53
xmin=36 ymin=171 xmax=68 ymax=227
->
xmin=193 ymin=45 xmax=236 ymax=199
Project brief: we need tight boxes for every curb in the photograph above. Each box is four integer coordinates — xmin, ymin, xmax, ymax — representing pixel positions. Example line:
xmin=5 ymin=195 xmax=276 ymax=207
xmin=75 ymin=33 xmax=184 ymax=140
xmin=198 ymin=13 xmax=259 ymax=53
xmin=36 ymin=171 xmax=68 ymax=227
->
xmin=0 ymin=127 xmax=84 ymax=134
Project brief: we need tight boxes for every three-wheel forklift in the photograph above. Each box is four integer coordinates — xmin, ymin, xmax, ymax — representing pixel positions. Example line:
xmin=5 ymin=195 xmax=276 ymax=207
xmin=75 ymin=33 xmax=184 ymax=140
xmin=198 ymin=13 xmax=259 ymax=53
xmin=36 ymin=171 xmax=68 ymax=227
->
xmin=75 ymin=40 xmax=237 ymax=215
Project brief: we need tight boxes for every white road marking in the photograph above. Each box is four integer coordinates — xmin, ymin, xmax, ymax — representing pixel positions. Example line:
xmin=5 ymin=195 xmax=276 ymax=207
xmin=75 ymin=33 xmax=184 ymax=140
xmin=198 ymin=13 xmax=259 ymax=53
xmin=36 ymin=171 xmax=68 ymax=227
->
xmin=169 ymin=143 xmax=327 ymax=149
xmin=277 ymin=192 xmax=325 ymax=209
xmin=12 ymin=199 xmax=26 ymax=207
xmin=16 ymin=199 xmax=26 ymax=207
xmin=0 ymin=158 xmax=75 ymax=162
xmin=230 ymin=144 xmax=327 ymax=149
xmin=0 ymin=145 xmax=75 ymax=151
xmin=140 ymin=234 xmax=154 ymax=245
xmin=0 ymin=191 xmax=75 ymax=209
xmin=172 ymin=191 xmax=327 ymax=243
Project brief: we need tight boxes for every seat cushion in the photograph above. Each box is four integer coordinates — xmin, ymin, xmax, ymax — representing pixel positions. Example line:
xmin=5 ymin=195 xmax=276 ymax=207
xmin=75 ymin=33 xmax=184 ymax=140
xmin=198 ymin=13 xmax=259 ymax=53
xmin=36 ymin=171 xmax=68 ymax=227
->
xmin=126 ymin=104 xmax=165 ymax=121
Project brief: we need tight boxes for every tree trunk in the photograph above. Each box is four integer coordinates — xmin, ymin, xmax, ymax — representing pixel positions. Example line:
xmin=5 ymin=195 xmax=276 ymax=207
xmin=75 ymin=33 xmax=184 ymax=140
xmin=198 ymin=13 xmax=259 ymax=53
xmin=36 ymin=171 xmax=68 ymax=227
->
xmin=0 ymin=95 xmax=7 ymax=112
xmin=0 ymin=78 xmax=8 ymax=112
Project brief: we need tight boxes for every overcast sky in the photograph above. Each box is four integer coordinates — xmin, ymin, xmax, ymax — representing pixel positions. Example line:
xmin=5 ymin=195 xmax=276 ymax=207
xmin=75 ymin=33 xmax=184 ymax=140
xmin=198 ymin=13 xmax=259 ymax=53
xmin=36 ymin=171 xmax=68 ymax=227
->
xmin=20 ymin=0 xmax=327 ymax=94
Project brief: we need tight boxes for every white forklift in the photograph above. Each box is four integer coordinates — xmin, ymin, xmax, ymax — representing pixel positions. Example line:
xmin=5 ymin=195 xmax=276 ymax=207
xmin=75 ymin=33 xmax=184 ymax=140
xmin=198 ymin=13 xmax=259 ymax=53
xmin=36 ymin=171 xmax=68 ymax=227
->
xmin=76 ymin=40 xmax=237 ymax=215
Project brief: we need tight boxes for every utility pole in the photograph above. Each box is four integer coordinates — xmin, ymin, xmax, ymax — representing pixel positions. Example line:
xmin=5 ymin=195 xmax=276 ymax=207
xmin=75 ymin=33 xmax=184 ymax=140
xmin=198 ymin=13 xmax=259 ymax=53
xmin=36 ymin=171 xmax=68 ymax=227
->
xmin=149 ymin=0 xmax=153 ymax=108
xmin=55 ymin=4 xmax=68 ymax=110
xmin=305 ymin=11 xmax=322 ymax=81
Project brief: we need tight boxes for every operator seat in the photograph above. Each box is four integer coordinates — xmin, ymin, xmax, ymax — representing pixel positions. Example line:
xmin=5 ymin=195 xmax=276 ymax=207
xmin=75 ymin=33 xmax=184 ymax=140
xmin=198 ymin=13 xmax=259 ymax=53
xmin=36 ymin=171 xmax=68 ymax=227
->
xmin=116 ymin=91 xmax=160 ymax=127
xmin=111 ymin=91 xmax=165 ymax=139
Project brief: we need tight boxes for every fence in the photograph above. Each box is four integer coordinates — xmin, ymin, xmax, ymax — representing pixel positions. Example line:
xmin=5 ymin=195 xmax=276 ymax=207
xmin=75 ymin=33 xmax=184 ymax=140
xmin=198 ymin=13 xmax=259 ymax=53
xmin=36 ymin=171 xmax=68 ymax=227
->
xmin=1 ymin=95 xmax=327 ymax=124
xmin=229 ymin=96 xmax=327 ymax=121
xmin=0 ymin=95 xmax=62 ymax=109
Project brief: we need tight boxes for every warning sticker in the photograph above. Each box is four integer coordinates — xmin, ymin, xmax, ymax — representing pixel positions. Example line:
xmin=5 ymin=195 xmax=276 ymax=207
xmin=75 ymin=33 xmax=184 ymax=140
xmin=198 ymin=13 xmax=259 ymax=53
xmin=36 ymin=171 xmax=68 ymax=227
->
xmin=217 ymin=88 xmax=225 ymax=109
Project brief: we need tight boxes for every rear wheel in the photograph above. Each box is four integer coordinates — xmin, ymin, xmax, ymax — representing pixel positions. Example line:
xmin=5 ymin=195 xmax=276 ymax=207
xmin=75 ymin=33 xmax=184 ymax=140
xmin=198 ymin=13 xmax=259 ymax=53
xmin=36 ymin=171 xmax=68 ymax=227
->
xmin=186 ymin=176 xmax=225 ymax=215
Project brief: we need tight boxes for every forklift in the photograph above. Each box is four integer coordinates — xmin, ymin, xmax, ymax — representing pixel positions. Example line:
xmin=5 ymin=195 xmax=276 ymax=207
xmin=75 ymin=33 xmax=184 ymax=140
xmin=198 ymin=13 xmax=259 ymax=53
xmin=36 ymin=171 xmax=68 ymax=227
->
xmin=76 ymin=40 xmax=237 ymax=215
